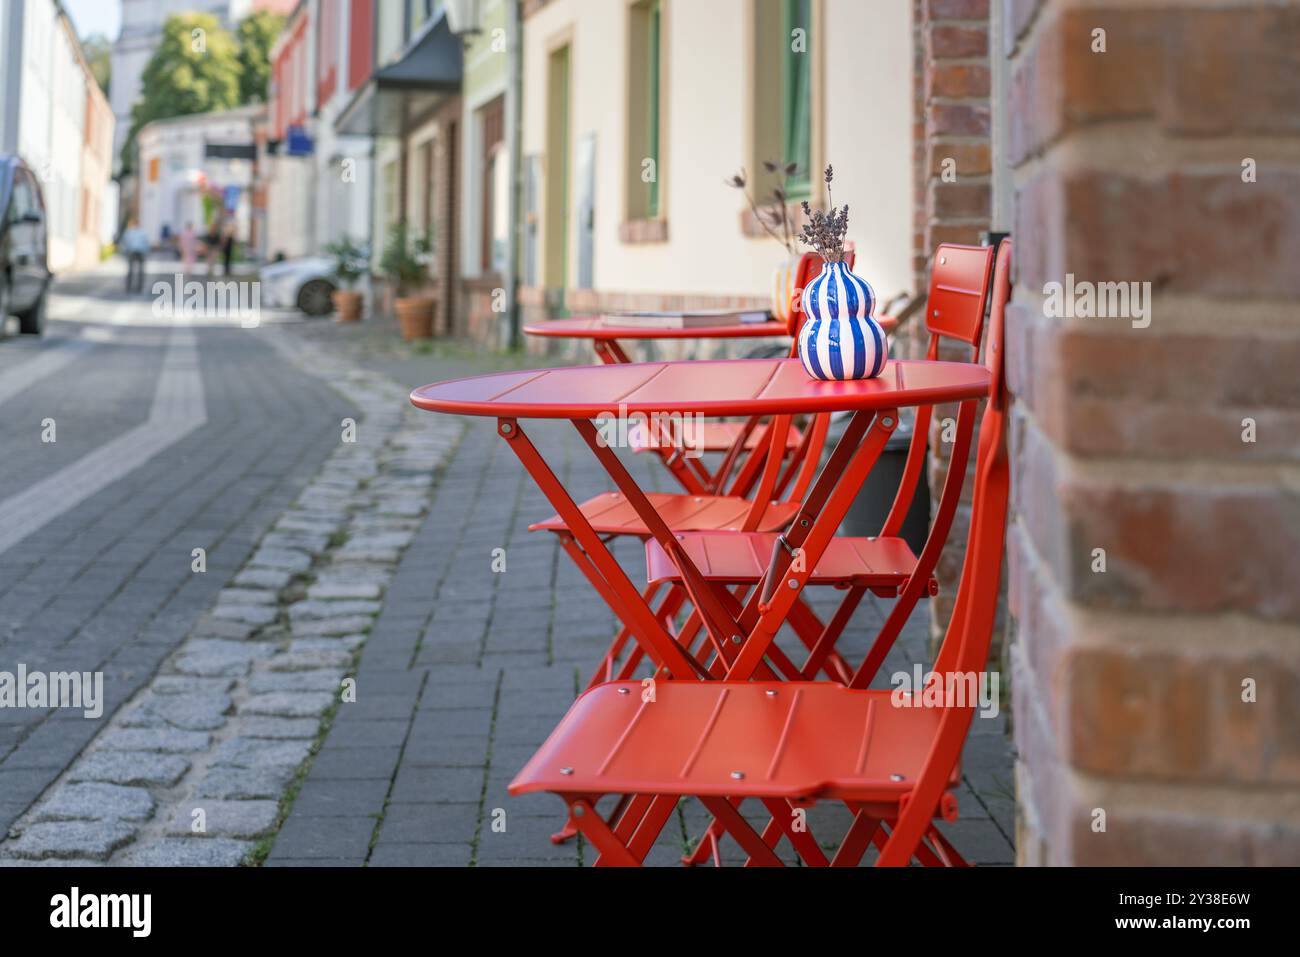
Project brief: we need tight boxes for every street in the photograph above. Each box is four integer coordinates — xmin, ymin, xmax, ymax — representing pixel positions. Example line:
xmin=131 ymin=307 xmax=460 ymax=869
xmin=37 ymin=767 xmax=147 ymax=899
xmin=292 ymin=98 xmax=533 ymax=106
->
xmin=0 ymin=261 xmax=1014 ymax=865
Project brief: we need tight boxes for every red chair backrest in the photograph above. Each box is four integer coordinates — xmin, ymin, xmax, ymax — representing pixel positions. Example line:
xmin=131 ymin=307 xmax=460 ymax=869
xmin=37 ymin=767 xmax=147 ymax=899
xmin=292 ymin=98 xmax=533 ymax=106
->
xmin=875 ymin=239 xmax=1012 ymax=867
xmin=924 ymin=244 xmax=993 ymax=349
xmin=935 ymin=237 xmax=1012 ymax=677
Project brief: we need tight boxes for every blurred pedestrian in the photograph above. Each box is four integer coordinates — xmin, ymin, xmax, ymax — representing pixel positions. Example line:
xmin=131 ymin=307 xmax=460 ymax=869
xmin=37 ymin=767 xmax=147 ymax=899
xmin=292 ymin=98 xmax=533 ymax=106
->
xmin=204 ymin=219 xmax=222 ymax=275
xmin=180 ymin=222 xmax=197 ymax=273
xmin=120 ymin=218 xmax=150 ymax=294
xmin=221 ymin=221 xmax=236 ymax=276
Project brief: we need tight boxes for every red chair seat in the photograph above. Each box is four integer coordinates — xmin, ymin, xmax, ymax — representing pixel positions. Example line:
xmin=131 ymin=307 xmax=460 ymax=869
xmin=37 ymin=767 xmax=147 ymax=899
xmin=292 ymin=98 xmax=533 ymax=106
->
xmin=530 ymin=493 xmax=798 ymax=536
xmin=508 ymin=680 xmax=960 ymax=803
xmin=645 ymin=530 xmax=931 ymax=590
xmin=627 ymin=420 xmax=804 ymax=455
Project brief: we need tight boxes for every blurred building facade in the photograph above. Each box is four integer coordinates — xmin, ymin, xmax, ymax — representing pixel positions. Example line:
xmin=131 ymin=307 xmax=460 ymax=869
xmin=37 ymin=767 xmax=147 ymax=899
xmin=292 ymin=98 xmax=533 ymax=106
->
xmin=0 ymin=0 xmax=115 ymax=271
xmin=109 ymin=0 xmax=297 ymax=167
xmin=135 ymin=104 xmax=261 ymax=249
xmin=516 ymin=0 xmax=915 ymax=342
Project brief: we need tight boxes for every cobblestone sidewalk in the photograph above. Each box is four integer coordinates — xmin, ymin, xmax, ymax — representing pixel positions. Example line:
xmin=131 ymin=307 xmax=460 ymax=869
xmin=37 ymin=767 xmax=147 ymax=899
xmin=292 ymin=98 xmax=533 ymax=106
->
xmin=0 ymin=328 xmax=461 ymax=865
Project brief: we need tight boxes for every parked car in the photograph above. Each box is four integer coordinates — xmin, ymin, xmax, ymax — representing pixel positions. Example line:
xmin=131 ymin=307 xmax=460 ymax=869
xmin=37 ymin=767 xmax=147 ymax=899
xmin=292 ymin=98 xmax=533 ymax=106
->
xmin=0 ymin=154 xmax=52 ymax=335
xmin=258 ymin=256 xmax=337 ymax=317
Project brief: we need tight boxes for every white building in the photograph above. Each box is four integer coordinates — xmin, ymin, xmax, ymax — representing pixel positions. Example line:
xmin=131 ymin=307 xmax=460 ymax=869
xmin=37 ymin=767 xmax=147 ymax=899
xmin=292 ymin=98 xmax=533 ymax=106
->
xmin=110 ymin=0 xmax=299 ymax=169
xmin=263 ymin=0 xmax=373 ymax=261
xmin=136 ymin=105 xmax=262 ymax=248
xmin=0 ymin=0 xmax=114 ymax=271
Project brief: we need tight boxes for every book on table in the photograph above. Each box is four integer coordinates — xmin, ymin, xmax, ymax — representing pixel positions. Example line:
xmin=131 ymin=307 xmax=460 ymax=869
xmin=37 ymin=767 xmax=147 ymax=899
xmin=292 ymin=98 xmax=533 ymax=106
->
xmin=600 ymin=309 xmax=771 ymax=329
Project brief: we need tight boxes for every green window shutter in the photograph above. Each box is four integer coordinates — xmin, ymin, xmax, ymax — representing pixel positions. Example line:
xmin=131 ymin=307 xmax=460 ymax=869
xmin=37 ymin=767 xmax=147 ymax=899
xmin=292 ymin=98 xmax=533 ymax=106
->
xmin=647 ymin=0 xmax=662 ymax=218
xmin=782 ymin=0 xmax=812 ymax=198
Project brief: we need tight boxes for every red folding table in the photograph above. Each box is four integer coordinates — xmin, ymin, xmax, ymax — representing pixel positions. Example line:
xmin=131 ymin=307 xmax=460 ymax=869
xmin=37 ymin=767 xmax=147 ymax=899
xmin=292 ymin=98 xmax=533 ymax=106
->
xmin=522 ymin=314 xmax=899 ymax=496
xmin=411 ymin=356 xmax=988 ymax=685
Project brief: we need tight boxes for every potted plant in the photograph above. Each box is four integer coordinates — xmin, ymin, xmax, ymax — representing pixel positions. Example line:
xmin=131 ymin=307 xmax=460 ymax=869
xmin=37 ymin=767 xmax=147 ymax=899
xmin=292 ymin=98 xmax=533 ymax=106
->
xmin=727 ymin=160 xmax=805 ymax=326
xmin=795 ymin=165 xmax=887 ymax=381
xmin=379 ymin=222 xmax=434 ymax=340
xmin=325 ymin=235 xmax=368 ymax=322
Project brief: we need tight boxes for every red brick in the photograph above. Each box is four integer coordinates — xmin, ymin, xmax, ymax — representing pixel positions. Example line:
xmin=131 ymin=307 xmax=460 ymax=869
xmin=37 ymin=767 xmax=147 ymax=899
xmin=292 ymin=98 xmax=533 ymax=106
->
xmin=1065 ymin=646 xmax=1300 ymax=785
xmin=927 ymin=63 xmax=991 ymax=99
xmin=927 ymin=102 xmax=991 ymax=138
xmin=1060 ymin=481 xmax=1300 ymax=623
xmin=927 ymin=140 xmax=991 ymax=177
xmin=927 ymin=23 xmax=988 ymax=59
xmin=926 ymin=0 xmax=990 ymax=20
xmin=926 ymin=180 xmax=991 ymax=221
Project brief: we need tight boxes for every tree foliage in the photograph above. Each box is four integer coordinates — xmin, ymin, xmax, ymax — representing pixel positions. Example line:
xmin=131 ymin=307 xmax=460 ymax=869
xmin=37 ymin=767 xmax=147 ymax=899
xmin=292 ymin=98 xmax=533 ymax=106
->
xmin=120 ymin=14 xmax=240 ymax=174
xmin=236 ymin=10 xmax=287 ymax=105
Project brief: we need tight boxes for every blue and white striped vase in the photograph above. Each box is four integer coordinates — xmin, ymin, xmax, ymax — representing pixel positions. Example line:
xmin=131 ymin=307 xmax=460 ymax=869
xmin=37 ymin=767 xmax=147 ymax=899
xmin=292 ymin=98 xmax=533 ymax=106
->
xmin=796 ymin=259 xmax=888 ymax=380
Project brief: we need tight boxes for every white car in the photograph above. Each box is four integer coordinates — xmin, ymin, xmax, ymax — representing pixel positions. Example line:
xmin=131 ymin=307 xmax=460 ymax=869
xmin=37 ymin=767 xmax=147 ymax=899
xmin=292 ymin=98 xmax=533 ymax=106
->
xmin=258 ymin=256 xmax=337 ymax=316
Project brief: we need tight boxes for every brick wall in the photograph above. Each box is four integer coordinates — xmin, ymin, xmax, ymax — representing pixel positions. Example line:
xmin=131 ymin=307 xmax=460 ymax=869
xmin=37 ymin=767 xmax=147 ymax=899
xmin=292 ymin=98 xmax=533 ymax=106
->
xmin=913 ymin=0 xmax=994 ymax=647
xmin=1005 ymin=0 xmax=1300 ymax=865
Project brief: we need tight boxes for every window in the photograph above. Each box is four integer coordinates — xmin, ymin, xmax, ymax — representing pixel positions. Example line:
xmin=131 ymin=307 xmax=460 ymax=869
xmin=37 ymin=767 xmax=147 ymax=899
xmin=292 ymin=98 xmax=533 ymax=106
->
xmin=479 ymin=96 xmax=506 ymax=274
xmin=751 ymin=0 xmax=814 ymax=205
xmin=781 ymin=0 xmax=812 ymax=198
xmin=626 ymin=0 xmax=663 ymax=222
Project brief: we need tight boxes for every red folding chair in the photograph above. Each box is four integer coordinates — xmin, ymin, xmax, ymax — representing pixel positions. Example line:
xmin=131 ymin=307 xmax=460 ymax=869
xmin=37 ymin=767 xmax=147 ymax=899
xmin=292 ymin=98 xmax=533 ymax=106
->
xmin=508 ymin=240 xmax=1013 ymax=867
xmin=641 ymin=244 xmax=995 ymax=691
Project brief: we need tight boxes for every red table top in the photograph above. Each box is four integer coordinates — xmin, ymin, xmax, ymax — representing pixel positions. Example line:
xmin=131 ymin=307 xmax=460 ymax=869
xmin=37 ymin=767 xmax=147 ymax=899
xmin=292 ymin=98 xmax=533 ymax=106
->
xmin=410 ymin=357 xmax=990 ymax=419
xmin=523 ymin=314 xmax=897 ymax=341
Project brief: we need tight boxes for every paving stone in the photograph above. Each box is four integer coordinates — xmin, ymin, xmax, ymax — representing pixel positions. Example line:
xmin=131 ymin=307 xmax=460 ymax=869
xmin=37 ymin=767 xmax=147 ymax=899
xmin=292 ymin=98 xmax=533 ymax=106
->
xmin=211 ymin=603 xmax=279 ymax=626
xmin=116 ymin=838 xmax=252 ymax=867
xmin=248 ymin=670 xmax=346 ymax=694
xmin=166 ymin=800 xmax=279 ymax=839
xmin=120 ymin=693 xmax=232 ymax=731
xmin=332 ymin=547 xmax=401 ymax=563
xmin=307 ymin=582 xmax=383 ymax=601
xmin=194 ymin=766 xmax=295 ymax=800
xmin=269 ymin=649 xmax=356 ymax=672
xmin=32 ymin=783 xmax=156 ymax=823
xmin=70 ymin=752 xmax=190 ymax=787
xmin=261 ymin=531 xmax=331 ymax=553
xmin=212 ymin=737 xmax=313 ymax=770
xmin=240 ymin=692 xmax=336 ymax=718
xmin=218 ymin=588 xmax=280 ymax=606
xmin=232 ymin=568 xmax=294 ymax=590
xmin=6 ymin=821 xmax=135 ymax=861
xmin=289 ymin=600 xmax=382 ymax=621
xmin=290 ymin=635 xmax=366 ymax=653
xmin=342 ymin=532 xmax=414 ymax=550
xmin=152 ymin=676 xmax=237 ymax=696
xmin=265 ymin=814 xmax=376 ymax=861
xmin=249 ymin=548 xmax=314 ymax=573
xmin=98 ymin=728 xmax=212 ymax=753
xmin=190 ymin=617 xmax=262 ymax=640
xmin=291 ymin=615 xmax=374 ymax=637
xmin=0 ymin=857 xmax=105 ymax=867
xmin=235 ymin=717 xmax=321 ymax=739
xmin=313 ymin=565 xmax=392 ymax=588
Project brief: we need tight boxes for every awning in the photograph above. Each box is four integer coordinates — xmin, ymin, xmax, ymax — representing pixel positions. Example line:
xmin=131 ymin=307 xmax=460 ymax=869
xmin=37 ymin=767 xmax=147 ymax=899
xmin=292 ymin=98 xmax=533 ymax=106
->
xmin=335 ymin=11 xmax=462 ymax=137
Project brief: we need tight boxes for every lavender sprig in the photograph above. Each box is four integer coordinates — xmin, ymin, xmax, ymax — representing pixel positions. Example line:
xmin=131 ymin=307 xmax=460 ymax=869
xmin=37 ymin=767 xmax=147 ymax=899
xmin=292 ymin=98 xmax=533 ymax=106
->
xmin=799 ymin=165 xmax=849 ymax=263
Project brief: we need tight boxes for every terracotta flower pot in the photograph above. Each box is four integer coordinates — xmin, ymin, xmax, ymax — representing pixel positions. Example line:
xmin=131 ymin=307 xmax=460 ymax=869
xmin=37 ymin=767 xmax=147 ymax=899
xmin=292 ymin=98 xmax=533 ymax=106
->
xmin=332 ymin=290 xmax=363 ymax=322
xmin=394 ymin=295 xmax=435 ymax=340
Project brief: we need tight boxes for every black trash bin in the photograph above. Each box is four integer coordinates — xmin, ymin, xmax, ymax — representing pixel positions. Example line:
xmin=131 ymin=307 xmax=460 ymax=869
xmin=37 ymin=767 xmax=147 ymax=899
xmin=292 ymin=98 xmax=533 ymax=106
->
xmin=827 ymin=411 xmax=930 ymax=553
